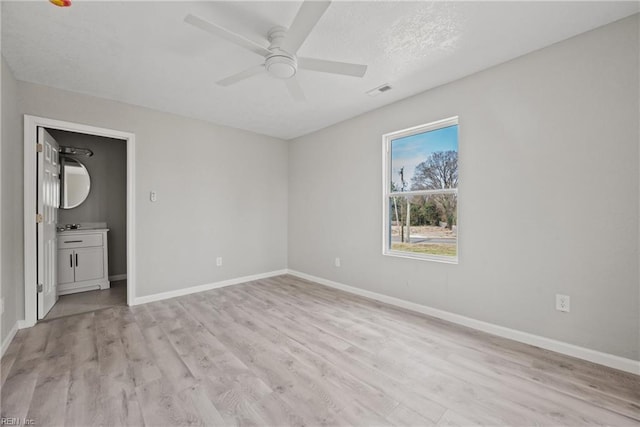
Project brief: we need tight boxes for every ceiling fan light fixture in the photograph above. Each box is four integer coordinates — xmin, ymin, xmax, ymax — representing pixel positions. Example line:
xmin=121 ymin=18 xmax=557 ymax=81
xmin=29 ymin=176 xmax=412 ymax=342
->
xmin=266 ymin=55 xmax=297 ymax=79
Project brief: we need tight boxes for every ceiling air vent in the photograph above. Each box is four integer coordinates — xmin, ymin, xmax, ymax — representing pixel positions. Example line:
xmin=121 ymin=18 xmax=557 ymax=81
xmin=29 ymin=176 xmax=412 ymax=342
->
xmin=366 ymin=84 xmax=392 ymax=96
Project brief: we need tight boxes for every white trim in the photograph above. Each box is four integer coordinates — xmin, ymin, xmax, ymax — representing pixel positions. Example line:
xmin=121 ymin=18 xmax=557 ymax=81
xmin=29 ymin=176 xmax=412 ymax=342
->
xmin=109 ymin=274 xmax=127 ymax=282
xmin=132 ymin=269 xmax=288 ymax=305
xmin=382 ymin=116 xmax=459 ymax=141
xmin=126 ymin=129 xmax=136 ymax=309
xmin=388 ymin=188 xmax=458 ymax=198
xmin=17 ymin=320 xmax=30 ymax=329
xmin=23 ymin=115 xmax=136 ymax=327
xmin=286 ymin=269 xmax=640 ymax=375
xmin=1 ymin=322 xmax=19 ymax=357
xmin=385 ymin=250 xmax=458 ymax=264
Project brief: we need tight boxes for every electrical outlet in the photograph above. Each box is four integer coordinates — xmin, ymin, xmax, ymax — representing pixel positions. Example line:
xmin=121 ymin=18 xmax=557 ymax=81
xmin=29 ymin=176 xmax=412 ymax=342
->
xmin=150 ymin=191 xmax=157 ymax=202
xmin=334 ymin=257 xmax=341 ymax=267
xmin=556 ymin=294 xmax=570 ymax=312
xmin=216 ymin=257 xmax=223 ymax=267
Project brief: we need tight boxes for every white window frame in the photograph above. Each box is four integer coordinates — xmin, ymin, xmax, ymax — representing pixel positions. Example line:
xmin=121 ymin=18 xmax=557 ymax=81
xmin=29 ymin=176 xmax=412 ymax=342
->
xmin=382 ymin=116 xmax=459 ymax=264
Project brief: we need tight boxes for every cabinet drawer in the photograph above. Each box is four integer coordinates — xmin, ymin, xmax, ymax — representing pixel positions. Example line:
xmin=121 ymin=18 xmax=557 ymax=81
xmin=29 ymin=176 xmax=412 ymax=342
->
xmin=58 ymin=233 xmax=103 ymax=249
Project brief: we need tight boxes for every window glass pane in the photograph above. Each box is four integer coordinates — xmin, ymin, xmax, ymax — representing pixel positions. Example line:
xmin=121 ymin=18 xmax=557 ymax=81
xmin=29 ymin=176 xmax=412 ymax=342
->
xmin=390 ymin=125 xmax=458 ymax=192
xmin=389 ymin=194 xmax=457 ymax=258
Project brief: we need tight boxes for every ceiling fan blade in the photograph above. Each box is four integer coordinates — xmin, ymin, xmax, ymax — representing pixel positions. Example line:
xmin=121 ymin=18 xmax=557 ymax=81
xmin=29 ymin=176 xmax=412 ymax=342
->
xmin=281 ymin=1 xmax=331 ymax=54
xmin=285 ymin=77 xmax=306 ymax=102
xmin=217 ymin=65 xmax=265 ymax=86
xmin=185 ymin=14 xmax=272 ymax=58
xmin=298 ymin=57 xmax=367 ymax=77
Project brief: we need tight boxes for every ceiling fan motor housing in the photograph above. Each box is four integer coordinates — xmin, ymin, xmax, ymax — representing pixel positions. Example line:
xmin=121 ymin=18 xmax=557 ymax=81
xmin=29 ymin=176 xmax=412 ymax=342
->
xmin=266 ymin=54 xmax=297 ymax=79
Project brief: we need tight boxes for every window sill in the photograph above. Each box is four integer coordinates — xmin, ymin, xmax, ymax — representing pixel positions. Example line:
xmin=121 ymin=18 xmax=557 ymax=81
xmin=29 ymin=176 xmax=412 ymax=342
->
xmin=383 ymin=250 xmax=458 ymax=264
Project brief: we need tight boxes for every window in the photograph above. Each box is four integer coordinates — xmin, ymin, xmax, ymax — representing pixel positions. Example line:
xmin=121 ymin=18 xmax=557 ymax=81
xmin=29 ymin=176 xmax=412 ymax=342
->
xmin=382 ymin=117 xmax=459 ymax=263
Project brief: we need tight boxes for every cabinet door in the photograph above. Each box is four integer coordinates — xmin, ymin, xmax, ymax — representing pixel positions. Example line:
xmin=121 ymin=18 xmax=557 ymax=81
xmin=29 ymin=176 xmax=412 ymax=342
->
xmin=57 ymin=249 xmax=75 ymax=285
xmin=74 ymin=247 xmax=104 ymax=282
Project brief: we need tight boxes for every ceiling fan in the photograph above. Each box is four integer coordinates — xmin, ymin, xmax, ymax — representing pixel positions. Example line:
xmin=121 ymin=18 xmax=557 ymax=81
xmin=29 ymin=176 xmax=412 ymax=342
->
xmin=184 ymin=1 xmax=368 ymax=102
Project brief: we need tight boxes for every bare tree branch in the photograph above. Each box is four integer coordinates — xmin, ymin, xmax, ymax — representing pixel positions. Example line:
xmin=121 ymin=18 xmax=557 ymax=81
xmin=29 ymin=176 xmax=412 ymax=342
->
xmin=410 ymin=151 xmax=458 ymax=190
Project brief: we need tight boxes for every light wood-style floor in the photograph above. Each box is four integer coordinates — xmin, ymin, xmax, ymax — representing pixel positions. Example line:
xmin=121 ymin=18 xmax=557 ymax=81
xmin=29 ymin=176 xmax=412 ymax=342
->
xmin=44 ymin=280 xmax=127 ymax=320
xmin=1 ymin=275 xmax=638 ymax=426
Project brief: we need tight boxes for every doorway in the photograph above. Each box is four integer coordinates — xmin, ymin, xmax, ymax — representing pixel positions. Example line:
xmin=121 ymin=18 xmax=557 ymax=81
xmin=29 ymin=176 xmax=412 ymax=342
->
xmin=44 ymin=128 xmax=127 ymax=319
xmin=23 ymin=116 xmax=136 ymax=327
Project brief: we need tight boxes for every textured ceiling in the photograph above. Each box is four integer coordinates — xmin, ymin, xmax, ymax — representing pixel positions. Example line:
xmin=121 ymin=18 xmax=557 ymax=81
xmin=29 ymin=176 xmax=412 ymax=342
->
xmin=2 ymin=1 xmax=638 ymax=140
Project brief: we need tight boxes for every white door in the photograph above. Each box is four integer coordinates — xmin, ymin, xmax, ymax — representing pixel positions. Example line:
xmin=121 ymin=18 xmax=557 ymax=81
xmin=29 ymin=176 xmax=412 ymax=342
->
xmin=74 ymin=247 xmax=104 ymax=282
xmin=37 ymin=128 xmax=60 ymax=319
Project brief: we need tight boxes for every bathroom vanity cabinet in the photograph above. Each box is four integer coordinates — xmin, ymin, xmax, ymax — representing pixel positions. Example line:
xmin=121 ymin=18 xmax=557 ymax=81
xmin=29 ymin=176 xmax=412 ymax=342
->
xmin=57 ymin=229 xmax=110 ymax=295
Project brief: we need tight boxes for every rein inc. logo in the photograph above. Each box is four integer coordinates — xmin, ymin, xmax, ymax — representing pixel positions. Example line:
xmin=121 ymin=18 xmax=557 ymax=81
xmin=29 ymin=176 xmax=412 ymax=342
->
xmin=1 ymin=418 xmax=35 ymax=426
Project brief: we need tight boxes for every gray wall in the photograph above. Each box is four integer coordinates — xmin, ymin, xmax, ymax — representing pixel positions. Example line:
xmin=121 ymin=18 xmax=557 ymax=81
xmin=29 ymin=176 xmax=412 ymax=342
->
xmin=15 ymin=82 xmax=288 ymax=302
xmin=1 ymin=56 xmax=23 ymax=343
xmin=48 ymin=130 xmax=127 ymax=278
xmin=288 ymin=16 xmax=639 ymax=360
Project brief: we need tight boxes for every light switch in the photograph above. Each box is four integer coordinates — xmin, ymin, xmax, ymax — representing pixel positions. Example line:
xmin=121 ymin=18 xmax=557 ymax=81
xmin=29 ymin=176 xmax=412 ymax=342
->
xmin=150 ymin=191 xmax=157 ymax=202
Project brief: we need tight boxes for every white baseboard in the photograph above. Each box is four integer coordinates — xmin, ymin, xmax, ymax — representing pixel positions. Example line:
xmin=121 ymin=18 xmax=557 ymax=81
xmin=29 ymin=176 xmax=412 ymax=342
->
xmin=109 ymin=274 xmax=127 ymax=282
xmin=1 ymin=322 xmax=19 ymax=357
xmin=286 ymin=269 xmax=640 ymax=375
xmin=132 ymin=269 xmax=288 ymax=305
xmin=17 ymin=320 xmax=31 ymax=329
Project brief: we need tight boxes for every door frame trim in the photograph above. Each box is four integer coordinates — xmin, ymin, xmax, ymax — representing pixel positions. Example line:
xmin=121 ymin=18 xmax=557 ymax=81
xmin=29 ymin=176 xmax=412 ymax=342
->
xmin=23 ymin=115 xmax=136 ymax=327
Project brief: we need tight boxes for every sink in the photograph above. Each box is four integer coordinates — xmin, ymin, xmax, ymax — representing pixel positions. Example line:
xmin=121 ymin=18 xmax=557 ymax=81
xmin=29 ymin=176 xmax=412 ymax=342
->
xmin=58 ymin=222 xmax=108 ymax=232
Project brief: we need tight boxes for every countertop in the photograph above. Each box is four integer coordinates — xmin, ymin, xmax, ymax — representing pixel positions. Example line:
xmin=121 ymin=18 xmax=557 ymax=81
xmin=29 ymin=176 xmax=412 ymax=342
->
xmin=57 ymin=228 xmax=109 ymax=234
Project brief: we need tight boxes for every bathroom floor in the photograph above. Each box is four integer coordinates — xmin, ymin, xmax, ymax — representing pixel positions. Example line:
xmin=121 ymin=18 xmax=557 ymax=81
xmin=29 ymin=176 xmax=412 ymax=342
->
xmin=44 ymin=280 xmax=126 ymax=321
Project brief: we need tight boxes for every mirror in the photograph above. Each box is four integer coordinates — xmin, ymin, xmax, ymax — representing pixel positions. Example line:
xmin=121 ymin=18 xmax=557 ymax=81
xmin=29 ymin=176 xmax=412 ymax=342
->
xmin=61 ymin=157 xmax=91 ymax=209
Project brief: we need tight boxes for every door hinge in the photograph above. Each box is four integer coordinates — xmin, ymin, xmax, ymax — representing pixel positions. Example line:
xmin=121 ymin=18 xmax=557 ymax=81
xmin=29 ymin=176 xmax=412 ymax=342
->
xmin=36 ymin=213 xmax=43 ymax=224
xmin=37 ymin=283 xmax=43 ymax=293
xmin=36 ymin=143 xmax=44 ymax=153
